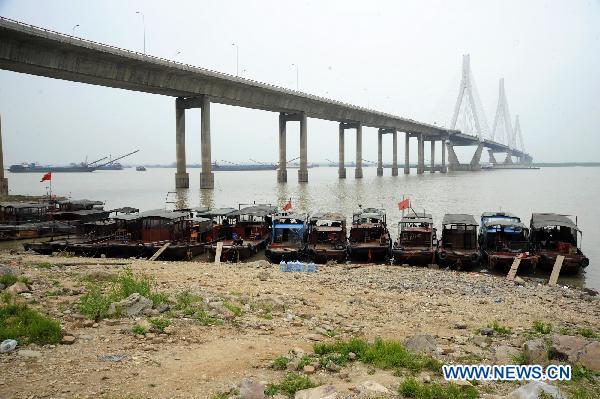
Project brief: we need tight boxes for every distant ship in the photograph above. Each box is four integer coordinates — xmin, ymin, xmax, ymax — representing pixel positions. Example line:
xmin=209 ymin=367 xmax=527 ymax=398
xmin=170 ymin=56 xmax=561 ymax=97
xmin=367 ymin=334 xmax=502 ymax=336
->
xmin=8 ymin=150 xmax=139 ymax=173
xmin=211 ymin=161 xmax=277 ymax=171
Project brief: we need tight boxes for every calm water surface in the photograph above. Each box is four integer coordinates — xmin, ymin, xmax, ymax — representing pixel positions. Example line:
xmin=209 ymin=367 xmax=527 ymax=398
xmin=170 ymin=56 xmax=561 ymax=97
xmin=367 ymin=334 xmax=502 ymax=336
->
xmin=6 ymin=166 xmax=600 ymax=289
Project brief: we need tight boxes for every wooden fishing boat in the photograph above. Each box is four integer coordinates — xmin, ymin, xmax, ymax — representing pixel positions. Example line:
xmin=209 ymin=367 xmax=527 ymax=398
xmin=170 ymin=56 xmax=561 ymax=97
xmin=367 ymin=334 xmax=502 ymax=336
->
xmin=0 ymin=201 xmax=75 ymax=240
xmin=24 ymin=209 xmax=210 ymax=260
xmin=348 ymin=207 xmax=391 ymax=262
xmin=305 ymin=212 xmax=348 ymax=263
xmin=265 ymin=212 xmax=307 ymax=263
xmin=437 ymin=213 xmax=481 ymax=269
xmin=530 ymin=213 xmax=589 ymax=273
xmin=206 ymin=204 xmax=277 ymax=262
xmin=479 ymin=212 xmax=539 ymax=272
xmin=391 ymin=212 xmax=437 ymax=265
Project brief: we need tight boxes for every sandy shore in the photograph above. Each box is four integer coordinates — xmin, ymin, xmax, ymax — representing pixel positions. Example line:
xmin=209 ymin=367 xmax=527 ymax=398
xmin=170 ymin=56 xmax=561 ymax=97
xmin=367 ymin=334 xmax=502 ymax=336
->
xmin=0 ymin=253 xmax=598 ymax=398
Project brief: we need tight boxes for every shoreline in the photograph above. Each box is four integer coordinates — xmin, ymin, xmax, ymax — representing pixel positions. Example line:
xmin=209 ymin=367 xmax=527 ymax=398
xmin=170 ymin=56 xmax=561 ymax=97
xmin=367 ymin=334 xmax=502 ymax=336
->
xmin=1 ymin=252 xmax=598 ymax=398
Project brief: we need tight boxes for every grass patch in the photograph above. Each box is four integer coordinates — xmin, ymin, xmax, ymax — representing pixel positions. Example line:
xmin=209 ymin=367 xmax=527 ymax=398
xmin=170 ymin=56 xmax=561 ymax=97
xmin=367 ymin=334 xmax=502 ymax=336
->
xmin=576 ymin=327 xmax=599 ymax=340
xmin=148 ymin=317 xmax=171 ymax=333
xmin=0 ymin=300 xmax=61 ymax=345
xmin=194 ymin=309 xmax=222 ymax=326
xmin=211 ymin=394 xmax=229 ymax=399
xmin=0 ymin=274 xmax=18 ymax=286
xmin=131 ymin=324 xmax=148 ymax=335
xmin=510 ymin=351 xmax=529 ymax=365
xmin=272 ymin=356 xmax=290 ymax=370
xmin=487 ymin=320 xmax=512 ymax=335
xmin=265 ymin=372 xmax=316 ymax=397
xmin=399 ymin=377 xmax=478 ymax=399
xmin=532 ymin=321 xmax=552 ymax=335
xmin=78 ymin=268 xmax=168 ymax=320
xmin=314 ymin=337 xmax=441 ymax=373
xmin=223 ymin=301 xmax=242 ymax=316
xmin=32 ymin=262 xmax=53 ymax=269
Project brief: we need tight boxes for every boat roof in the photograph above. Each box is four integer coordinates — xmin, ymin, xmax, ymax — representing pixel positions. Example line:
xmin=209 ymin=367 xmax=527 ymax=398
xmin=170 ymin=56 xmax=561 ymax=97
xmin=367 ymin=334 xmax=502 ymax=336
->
xmin=113 ymin=209 xmax=190 ymax=221
xmin=195 ymin=207 xmax=237 ymax=217
xmin=531 ymin=213 xmax=579 ymax=231
xmin=59 ymin=199 xmax=104 ymax=206
xmin=442 ymin=213 xmax=477 ymax=225
xmin=310 ymin=212 xmax=345 ymax=221
xmin=401 ymin=213 xmax=433 ymax=224
xmin=481 ymin=211 xmax=520 ymax=219
xmin=55 ymin=209 xmax=109 ymax=216
xmin=353 ymin=207 xmax=385 ymax=217
xmin=0 ymin=202 xmax=48 ymax=209
xmin=110 ymin=206 xmax=139 ymax=214
xmin=313 ymin=226 xmax=343 ymax=232
xmin=272 ymin=212 xmax=307 ymax=221
xmin=483 ymin=219 xmax=527 ymax=229
xmin=229 ymin=205 xmax=277 ymax=217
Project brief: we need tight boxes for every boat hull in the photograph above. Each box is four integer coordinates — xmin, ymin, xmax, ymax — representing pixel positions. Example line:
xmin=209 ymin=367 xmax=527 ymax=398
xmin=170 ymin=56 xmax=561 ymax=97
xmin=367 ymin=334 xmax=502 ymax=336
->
xmin=536 ymin=251 xmax=589 ymax=273
xmin=306 ymin=247 xmax=347 ymax=264
xmin=265 ymin=247 xmax=303 ymax=263
xmin=437 ymin=249 xmax=481 ymax=270
xmin=485 ymin=251 xmax=539 ymax=272
xmin=391 ymin=248 xmax=436 ymax=266
xmin=208 ymin=239 xmax=268 ymax=262
xmin=348 ymin=244 xmax=389 ymax=262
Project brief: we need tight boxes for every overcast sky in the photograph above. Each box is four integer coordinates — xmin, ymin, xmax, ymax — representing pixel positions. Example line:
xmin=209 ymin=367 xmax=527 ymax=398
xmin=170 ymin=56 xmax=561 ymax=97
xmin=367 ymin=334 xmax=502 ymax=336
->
xmin=1 ymin=0 xmax=599 ymax=165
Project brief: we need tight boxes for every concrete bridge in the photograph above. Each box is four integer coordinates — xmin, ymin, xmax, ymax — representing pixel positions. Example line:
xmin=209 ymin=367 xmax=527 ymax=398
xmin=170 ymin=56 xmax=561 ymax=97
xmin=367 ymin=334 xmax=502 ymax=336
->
xmin=0 ymin=16 xmax=532 ymax=193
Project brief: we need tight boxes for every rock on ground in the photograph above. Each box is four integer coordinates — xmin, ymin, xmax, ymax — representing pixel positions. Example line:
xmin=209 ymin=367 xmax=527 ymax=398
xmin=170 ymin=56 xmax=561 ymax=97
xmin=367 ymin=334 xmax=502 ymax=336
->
xmin=294 ymin=385 xmax=338 ymax=399
xmin=523 ymin=338 xmax=548 ymax=364
xmin=403 ymin=334 xmax=437 ymax=354
xmin=239 ymin=378 xmax=265 ymax=399
xmin=551 ymin=334 xmax=600 ymax=371
xmin=6 ymin=281 xmax=30 ymax=295
xmin=107 ymin=293 xmax=153 ymax=317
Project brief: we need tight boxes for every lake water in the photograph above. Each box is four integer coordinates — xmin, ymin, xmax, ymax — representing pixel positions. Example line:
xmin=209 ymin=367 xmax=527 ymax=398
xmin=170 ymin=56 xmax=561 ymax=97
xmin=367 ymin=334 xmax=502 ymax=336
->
xmin=6 ymin=166 xmax=600 ymax=289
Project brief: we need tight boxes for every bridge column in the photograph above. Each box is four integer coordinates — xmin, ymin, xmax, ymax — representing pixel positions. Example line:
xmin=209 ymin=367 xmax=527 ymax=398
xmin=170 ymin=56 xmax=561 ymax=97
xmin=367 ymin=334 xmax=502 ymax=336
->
xmin=392 ymin=131 xmax=398 ymax=176
xmin=441 ymin=139 xmax=447 ymax=173
xmin=277 ymin=113 xmax=287 ymax=183
xmin=199 ymin=96 xmax=214 ymax=189
xmin=377 ymin=129 xmax=383 ymax=176
xmin=0 ymin=114 xmax=8 ymax=196
xmin=504 ymin=151 xmax=513 ymax=164
xmin=355 ymin=123 xmax=363 ymax=178
xmin=174 ymin=98 xmax=189 ymax=188
xmin=469 ymin=142 xmax=484 ymax=170
xmin=446 ymin=141 xmax=460 ymax=171
xmin=298 ymin=112 xmax=308 ymax=182
xmin=338 ymin=123 xmax=346 ymax=178
xmin=404 ymin=133 xmax=410 ymax=174
xmin=430 ymin=140 xmax=435 ymax=173
xmin=488 ymin=149 xmax=498 ymax=165
xmin=417 ymin=134 xmax=424 ymax=174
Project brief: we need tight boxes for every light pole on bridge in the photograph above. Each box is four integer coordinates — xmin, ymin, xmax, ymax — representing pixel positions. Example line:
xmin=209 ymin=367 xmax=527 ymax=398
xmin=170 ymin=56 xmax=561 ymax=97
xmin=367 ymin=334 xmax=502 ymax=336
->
xmin=291 ymin=63 xmax=299 ymax=91
xmin=135 ymin=11 xmax=146 ymax=54
xmin=72 ymin=24 xmax=79 ymax=36
xmin=231 ymin=43 xmax=239 ymax=77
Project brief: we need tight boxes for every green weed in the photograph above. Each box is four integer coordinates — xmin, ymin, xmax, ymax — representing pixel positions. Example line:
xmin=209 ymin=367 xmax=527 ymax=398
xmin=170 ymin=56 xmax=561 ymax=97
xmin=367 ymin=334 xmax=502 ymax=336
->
xmin=265 ymin=372 xmax=316 ymax=396
xmin=148 ymin=317 xmax=171 ymax=333
xmin=0 ymin=301 xmax=61 ymax=345
xmin=223 ymin=301 xmax=242 ymax=316
xmin=131 ymin=324 xmax=148 ymax=335
xmin=399 ymin=377 xmax=478 ymax=399
xmin=532 ymin=321 xmax=552 ymax=335
xmin=272 ymin=356 xmax=290 ymax=370
xmin=0 ymin=274 xmax=17 ymax=286
xmin=488 ymin=320 xmax=512 ymax=335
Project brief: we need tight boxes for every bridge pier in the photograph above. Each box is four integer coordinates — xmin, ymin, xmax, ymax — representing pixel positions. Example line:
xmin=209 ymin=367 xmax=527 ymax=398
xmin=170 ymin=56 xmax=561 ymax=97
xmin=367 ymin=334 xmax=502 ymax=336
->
xmin=355 ymin=123 xmax=363 ymax=178
xmin=446 ymin=142 xmax=460 ymax=171
xmin=441 ymin=138 xmax=447 ymax=173
xmin=504 ymin=151 xmax=513 ymax=164
xmin=199 ymin=96 xmax=214 ymax=189
xmin=277 ymin=114 xmax=287 ymax=183
xmin=417 ymin=134 xmax=425 ymax=174
xmin=404 ymin=133 xmax=410 ymax=174
xmin=392 ymin=131 xmax=398 ymax=176
xmin=377 ymin=129 xmax=383 ymax=176
xmin=174 ymin=98 xmax=189 ymax=188
xmin=469 ymin=142 xmax=484 ymax=170
xmin=298 ymin=112 xmax=308 ymax=182
xmin=0 ymin=114 xmax=8 ymax=196
xmin=337 ymin=124 xmax=346 ymax=178
xmin=430 ymin=140 xmax=435 ymax=173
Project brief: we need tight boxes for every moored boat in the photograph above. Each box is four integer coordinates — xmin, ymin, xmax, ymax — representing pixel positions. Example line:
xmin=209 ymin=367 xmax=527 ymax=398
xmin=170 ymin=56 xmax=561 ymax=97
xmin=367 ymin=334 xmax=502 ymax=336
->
xmin=265 ymin=212 xmax=307 ymax=263
xmin=305 ymin=212 xmax=348 ymax=263
xmin=479 ymin=212 xmax=539 ymax=271
xmin=24 ymin=209 xmax=209 ymax=260
xmin=530 ymin=213 xmax=589 ymax=273
xmin=206 ymin=204 xmax=276 ymax=262
xmin=348 ymin=207 xmax=391 ymax=262
xmin=437 ymin=214 xmax=480 ymax=269
xmin=391 ymin=212 xmax=437 ymax=265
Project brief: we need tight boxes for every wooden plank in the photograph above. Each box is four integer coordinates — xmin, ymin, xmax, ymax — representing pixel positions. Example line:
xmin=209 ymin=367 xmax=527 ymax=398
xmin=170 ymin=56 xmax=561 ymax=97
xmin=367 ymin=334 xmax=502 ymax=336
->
xmin=148 ymin=242 xmax=171 ymax=261
xmin=548 ymin=255 xmax=565 ymax=286
xmin=506 ymin=256 xmax=522 ymax=281
xmin=214 ymin=242 xmax=223 ymax=265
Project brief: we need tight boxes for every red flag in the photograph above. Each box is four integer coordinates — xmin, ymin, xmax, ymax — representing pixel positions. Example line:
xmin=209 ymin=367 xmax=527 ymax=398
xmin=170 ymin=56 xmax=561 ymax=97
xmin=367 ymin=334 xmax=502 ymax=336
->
xmin=398 ymin=198 xmax=409 ymax=211
xmin=40 ymin=172 xmax=52 ymax=182
xmin=282 ymin=198 xmax=292 ymax=212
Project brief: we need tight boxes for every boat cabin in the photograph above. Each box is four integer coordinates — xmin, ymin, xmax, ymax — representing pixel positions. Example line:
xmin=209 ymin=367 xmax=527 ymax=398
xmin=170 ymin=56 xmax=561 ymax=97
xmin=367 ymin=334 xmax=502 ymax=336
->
xmin=307 ymin=212 xmax=346 ymax=247
xmin=479 ymin=215 xmax=530 ymax=253
xmin=270 ymin=213 xmax=307 ymax=246
xmin=350 ymin=208 xmax=388 ymax=243
xmin=440 ymin=214 xmax=477 ymax=251
xmin=396 ymin=213 xmax=436 ymax=249
xmin=113 ymin=209 xmax=194 ymax=243
xmin=0 ymin=202 xmax=50 ymax=223
xmin=220 ymin=204 xmax=277 ymax=243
